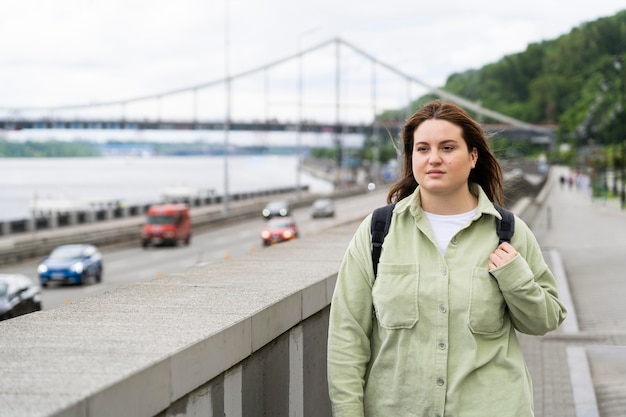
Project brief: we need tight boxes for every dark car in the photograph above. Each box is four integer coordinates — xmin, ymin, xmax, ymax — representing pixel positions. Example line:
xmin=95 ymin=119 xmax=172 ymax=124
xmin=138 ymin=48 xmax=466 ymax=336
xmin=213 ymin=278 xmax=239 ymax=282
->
xmin=37 ymin=244 xmax=103 ymax=287
xmin=262 ymin=200 xmax=292 ymax=219
xmin=261 ymin=216 xmax=299 ymax=246
xmin=311 ymin=198 xmax=335 ymax=218
xmin=0 ymin=274 xmax=42 ymax=321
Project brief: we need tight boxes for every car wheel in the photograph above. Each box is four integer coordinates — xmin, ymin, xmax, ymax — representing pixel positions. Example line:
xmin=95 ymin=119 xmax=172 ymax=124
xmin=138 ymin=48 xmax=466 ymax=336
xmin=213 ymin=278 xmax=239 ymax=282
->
xmin=141 ymin=240 xmax=149 ymax=248
xmin=41 ymin=281 xmax=48 ymax=288
xmin=95 ymin=267 xmax=102 ymax=283
xmin=185 ymin=234 xmax=191 ymax=245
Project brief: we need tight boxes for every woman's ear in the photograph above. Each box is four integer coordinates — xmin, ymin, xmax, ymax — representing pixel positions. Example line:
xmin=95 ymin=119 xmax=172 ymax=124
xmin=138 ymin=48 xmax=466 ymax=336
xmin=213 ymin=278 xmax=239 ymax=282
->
xmin=470 ymin=147 xmax=478 ymax=168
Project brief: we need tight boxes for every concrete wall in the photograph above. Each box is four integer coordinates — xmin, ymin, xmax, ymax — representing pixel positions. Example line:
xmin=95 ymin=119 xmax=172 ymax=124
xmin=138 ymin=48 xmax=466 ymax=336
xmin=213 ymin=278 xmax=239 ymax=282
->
xmin=0 ymin=220 xmax=355 ymax=417
xmin=158 ymin=308 xmax=331 ymax=417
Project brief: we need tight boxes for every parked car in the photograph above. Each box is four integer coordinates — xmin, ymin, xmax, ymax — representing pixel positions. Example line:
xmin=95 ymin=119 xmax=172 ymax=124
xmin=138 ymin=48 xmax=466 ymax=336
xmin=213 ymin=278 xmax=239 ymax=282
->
xmin=37 ymin=244 xmax=103 ymax=287
xmin=261 ymin=216 xmax=299 ymax=246
xmin=311 ymin=198 xmax=335 ymax=218
xmin=0 ymin=274 xmax=42 ymax=321
xmin=262 ymin=200 xmax=292 ymax=219
xmin=141 ymin=203 xmax=192 ymax=247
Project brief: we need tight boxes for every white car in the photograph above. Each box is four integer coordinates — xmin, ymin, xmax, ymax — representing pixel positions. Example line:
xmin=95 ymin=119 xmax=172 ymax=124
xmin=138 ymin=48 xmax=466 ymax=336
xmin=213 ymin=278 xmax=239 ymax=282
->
xmin=311 ymin=198 xmax=335 ymax=218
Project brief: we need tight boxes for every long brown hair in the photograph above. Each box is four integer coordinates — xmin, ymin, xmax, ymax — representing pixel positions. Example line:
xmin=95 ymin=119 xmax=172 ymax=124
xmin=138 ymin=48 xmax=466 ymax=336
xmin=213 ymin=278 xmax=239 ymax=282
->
xmin=387 ymin=100 xmax=504 ymax=205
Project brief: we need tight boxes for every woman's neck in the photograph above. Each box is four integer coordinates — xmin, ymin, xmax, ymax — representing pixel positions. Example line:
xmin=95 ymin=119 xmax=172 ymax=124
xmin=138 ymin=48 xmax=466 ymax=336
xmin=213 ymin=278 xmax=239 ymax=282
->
xmin=419 ymin=188 xmax=478 ymax=215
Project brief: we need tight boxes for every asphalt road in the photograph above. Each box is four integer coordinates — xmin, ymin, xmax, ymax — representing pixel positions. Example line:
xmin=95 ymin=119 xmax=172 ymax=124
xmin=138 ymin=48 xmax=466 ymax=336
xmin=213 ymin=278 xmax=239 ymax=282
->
xmin=0 ymin=189 xmax=389 ymax=310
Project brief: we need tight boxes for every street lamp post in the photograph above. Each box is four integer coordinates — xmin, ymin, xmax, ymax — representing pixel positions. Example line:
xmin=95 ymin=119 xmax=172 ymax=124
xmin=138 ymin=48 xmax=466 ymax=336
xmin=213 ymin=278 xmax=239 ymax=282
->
xmin=223 ymin=0 xmax=231 ymax=213
xmin=600 ymin=79 xmax=617 ymax=197
xmin=613 ymin=117 xmax=619 ymax=196
xmin=371 ymin=61 xmax=379 ymax=185
xmin=615 ymin=54 xmax=625 ymax=209
xmin=334 ymin=39 xmax=342 ymax=187
xmin=296 ymin=27 xmax=320 ymax=201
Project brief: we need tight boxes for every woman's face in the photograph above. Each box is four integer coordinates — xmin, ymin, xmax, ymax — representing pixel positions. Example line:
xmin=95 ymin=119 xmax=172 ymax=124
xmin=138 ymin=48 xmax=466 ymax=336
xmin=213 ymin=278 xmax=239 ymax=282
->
xmin=411 ymin=119 xmax=477 ymax=198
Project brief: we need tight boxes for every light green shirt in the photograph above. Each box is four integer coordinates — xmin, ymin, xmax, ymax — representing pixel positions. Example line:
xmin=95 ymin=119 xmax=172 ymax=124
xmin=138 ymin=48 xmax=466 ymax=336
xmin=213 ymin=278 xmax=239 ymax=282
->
xmin=327 ymin=184 xmax=567 ymax=417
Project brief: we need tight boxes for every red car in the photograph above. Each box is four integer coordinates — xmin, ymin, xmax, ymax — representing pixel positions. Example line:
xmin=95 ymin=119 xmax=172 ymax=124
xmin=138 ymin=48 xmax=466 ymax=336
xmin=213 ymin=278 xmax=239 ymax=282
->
xmin=261 ymin=216 xmax=299 ymax=246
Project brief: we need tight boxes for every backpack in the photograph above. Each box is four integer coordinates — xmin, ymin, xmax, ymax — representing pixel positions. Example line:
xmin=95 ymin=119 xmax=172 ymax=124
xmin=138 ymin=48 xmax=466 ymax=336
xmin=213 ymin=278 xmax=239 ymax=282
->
xmin=370 ymin=202 xmax=515 ymax=277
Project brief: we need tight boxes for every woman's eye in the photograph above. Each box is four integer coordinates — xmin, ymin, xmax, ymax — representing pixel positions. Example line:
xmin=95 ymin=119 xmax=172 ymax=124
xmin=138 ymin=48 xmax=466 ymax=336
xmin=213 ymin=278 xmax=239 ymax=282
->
xmin=415 ymin=146 xmax=428 ymax=152
xmin=442 ymin=146 xmax=455 ymax=151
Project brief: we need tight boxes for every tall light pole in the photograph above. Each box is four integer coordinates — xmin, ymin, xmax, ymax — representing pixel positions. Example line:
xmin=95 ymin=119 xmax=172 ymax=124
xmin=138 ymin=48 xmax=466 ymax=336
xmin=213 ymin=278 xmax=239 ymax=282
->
xmin=334 ymin=39 xmax=342 ymax=188
xmin=371 ymin=60 xmax=380 ymax=184
xmin=599 ymin=79 xmax=611 ymax=197
xmin=613 ymin=114 xmax=619 ymax=197
xmin=223 ymin=0 xmax=231 ymax=213
xmin=192 ymin=88 xmax=198 ymax=127
xmin=614 ymin=54 xmax=625 ymax=209
xmin=296 ymin=27 xmax=320 ymax=201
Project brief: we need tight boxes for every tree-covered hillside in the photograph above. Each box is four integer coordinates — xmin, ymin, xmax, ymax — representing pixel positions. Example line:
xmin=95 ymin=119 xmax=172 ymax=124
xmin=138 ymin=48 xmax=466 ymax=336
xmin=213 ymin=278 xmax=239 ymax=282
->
xmin=439 ymin=10 xmax=626 ymax=150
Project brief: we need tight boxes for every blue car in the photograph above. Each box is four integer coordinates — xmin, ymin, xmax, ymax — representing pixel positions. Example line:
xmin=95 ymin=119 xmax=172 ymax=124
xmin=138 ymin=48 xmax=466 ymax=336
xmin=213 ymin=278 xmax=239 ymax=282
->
xmin=38 ymin=244 xmax=103 ymax=287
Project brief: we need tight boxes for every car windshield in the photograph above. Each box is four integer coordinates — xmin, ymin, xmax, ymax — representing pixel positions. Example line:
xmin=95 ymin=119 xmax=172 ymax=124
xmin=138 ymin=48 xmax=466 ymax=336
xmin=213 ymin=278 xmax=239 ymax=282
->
xmin=267 ymin=201 xmax=287 ymax=209
xmin=49 ymin=246 xmax=84 ymax=260
xmin=267 ymin=218 xmax=292 ymax=228
xmin=147 ymin=215 xmax=174 ymax=225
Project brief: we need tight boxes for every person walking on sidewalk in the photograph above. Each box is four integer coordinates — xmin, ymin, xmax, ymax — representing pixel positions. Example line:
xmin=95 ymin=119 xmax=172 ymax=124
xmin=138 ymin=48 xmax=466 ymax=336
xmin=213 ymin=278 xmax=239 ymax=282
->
xmin=327 ymin=100 xmax=567 ymax=417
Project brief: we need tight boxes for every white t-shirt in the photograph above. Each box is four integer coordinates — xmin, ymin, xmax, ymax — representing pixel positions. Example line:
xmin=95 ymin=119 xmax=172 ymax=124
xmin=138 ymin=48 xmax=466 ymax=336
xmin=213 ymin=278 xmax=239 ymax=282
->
xmin=424 ymin=208 xmax=477 ymax=254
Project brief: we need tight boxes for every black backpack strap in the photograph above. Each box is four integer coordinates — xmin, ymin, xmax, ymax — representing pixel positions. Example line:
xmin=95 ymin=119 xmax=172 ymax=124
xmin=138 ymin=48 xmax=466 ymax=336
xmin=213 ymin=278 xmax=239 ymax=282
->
xmin=370 ymin=203 xmax=396 ymax=278
xmin=494 ymin=204 xmax=515 ymax=244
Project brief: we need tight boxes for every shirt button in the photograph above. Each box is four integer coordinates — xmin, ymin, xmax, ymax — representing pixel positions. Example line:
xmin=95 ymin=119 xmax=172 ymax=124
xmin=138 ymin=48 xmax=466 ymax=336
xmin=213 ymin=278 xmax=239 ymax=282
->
xmin=439 ymin=305 xmax=447 ymax=313
xmin=438 ymin=342 xmax=446 ymax=350
xmin=441 ymin=268 xmax=447 ymax=276
xmin=436 ymin=378 xmax=445 ymax=386
xmin=435 ymin=414 xmax=442 ymax=417
xmin=451 ymin=236 xmax=458 ymax=244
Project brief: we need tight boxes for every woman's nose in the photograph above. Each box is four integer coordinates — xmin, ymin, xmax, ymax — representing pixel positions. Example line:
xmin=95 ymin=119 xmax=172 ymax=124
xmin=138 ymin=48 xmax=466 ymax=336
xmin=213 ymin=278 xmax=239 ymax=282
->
xmin=428 ymin=150 xmax=442 ymax=163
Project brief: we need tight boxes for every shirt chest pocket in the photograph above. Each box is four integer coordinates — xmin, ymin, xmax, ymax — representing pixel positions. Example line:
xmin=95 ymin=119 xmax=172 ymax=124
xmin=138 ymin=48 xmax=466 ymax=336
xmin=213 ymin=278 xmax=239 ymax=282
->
xmin=372 ymin=263 xmax=419 ymax=329
xmin=468 ymin=267 xmax=506 ymax=334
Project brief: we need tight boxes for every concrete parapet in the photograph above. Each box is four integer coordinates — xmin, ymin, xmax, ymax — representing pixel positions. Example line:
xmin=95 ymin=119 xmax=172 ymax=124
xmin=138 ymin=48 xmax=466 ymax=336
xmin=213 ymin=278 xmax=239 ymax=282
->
xmin=0 ymin=221 xmax=354 ymax=417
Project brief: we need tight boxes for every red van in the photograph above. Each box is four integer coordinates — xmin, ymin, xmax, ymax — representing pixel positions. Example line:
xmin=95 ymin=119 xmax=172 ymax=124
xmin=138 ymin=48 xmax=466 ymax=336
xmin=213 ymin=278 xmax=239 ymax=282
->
xmin=141 ymin=204 xmax=192 ymax=247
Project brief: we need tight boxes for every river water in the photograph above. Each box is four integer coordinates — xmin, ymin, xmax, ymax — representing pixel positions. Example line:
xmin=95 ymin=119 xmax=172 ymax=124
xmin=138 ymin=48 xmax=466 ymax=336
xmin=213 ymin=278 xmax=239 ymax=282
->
xmin=0 ymin=155 xmax=334 ymax=221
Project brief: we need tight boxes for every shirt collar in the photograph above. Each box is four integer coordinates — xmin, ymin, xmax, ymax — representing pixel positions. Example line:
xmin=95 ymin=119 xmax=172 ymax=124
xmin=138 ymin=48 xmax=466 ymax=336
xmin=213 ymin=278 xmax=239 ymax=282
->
xmin=399 ymin=183 xmax=501 ymax=220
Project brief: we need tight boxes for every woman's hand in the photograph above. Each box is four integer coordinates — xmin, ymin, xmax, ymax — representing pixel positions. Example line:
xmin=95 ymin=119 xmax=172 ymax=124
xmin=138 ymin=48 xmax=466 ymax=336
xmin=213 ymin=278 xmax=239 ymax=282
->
xmin=488 ymin=242 xmax=518 ymax=271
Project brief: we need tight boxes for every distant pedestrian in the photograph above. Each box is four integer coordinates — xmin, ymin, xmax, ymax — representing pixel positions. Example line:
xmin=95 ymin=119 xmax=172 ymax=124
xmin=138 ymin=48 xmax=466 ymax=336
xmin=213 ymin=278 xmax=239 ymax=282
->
xmin=327 ymin=100 xmax=567 ymax=417
xmin=560 ymin=175 xmax=566 ymax=188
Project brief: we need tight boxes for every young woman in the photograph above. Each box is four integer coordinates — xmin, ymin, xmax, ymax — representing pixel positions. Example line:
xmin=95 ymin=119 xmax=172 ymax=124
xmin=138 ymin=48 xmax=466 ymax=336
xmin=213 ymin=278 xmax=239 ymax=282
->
xmin=327 ymin=101 xmax=567 ymax=417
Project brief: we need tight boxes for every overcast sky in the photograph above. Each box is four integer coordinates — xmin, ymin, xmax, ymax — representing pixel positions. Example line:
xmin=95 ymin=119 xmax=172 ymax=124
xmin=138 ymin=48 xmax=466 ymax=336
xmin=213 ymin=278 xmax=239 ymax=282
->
xmin=1 ymin=0 xmax=625 ymax=125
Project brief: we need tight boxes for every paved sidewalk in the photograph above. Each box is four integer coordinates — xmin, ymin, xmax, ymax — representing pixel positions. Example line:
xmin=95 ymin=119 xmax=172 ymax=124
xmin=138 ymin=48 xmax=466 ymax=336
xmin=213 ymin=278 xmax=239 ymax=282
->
xmin=517 ymin=166 xmax=626 ymax=417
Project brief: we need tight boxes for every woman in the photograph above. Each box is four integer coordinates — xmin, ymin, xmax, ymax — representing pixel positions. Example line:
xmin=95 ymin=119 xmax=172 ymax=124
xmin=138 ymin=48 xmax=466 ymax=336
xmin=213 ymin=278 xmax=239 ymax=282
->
xmin=327 ymin=101 xmax=567 ymax=417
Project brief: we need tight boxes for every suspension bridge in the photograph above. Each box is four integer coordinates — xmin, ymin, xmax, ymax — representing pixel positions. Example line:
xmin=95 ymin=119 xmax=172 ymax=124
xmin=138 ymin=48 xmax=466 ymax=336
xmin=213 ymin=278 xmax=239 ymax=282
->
xmin=0 ymin=38 xmax=552 ymax=143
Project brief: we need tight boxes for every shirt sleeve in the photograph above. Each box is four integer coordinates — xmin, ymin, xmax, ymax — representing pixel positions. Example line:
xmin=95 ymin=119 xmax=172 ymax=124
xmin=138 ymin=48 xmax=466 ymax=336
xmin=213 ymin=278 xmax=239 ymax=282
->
xmin=327 ymin=217 xmax=375 ymax=417
xmin=490 ymin=218 xmax=568 ymax=335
